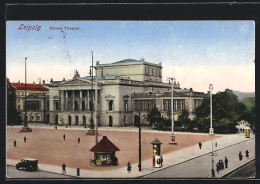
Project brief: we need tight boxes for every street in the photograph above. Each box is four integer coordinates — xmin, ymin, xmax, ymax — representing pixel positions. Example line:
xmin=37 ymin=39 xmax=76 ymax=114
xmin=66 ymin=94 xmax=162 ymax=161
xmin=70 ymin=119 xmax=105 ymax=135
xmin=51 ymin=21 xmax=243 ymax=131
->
xmin=7 ymin=165 xmax=74 ymax=178
xmin=142 ymin=137 xmax=255 ymax=178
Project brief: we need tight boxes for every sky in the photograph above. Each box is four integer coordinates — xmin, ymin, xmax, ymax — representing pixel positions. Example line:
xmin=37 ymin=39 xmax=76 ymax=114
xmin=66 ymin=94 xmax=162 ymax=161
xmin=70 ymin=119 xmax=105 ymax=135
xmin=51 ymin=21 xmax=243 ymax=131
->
xmin=6 ymin=21 xmax=255 ymax=93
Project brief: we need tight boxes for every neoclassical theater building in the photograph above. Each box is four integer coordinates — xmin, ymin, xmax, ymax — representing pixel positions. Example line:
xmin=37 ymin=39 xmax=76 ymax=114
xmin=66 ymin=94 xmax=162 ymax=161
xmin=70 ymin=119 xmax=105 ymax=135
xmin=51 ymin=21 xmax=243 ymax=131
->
xmin=20 ymin=59 xmax=207 ymax=126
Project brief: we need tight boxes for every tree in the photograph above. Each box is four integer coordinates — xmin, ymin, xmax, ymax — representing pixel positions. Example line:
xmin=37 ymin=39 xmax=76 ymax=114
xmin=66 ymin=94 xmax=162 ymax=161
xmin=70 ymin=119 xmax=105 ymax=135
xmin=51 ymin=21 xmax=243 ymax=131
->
xmin=178 ymin=109 xmax=192 ymax=130
xmin=7 ymin=87 xmax=21 ymax=125
xmin=194 ymin=89 xmax=246 ymax=134
xmin=147 ymin=107 xmax=162 ymax=127
xmin=241 ymin=97 xmax=255 ymax=133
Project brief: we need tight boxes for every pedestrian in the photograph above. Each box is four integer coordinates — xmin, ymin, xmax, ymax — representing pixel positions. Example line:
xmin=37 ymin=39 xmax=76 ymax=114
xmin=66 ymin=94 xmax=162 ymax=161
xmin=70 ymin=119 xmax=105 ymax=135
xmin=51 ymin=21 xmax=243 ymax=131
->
xmin=245 ymin=150 xmax=249 ymax=158
xmin=62 ymin=163 xmax=66 ymax=174
xmin=78 ymin=137 xmax=80 ymax=143
xmin=216 ymin=161 xmax=220 ymax=174
xmin=24 ymin=136 xmax=26 ymax=143
xmin=127 ymin=162 xmax=131 ymax=173
xmin=63 ymin=134 xmax=66 ymax=141
xmin=215 ymin=142 xmax=217 ymax=147
xmin=199 ymin=142 xmax=202 ymax=149
xmin=14 ymin=140 xmax=16 ymax=147
xmin=239 ymin=151 xmax=242 ymax=161
xmin=225 ymin=157 xmax=228 ymax=168
xmin=161 ymin=156 xmax=163 ymax=166
xmin=220 ymin=160 xmax=224 ymax=170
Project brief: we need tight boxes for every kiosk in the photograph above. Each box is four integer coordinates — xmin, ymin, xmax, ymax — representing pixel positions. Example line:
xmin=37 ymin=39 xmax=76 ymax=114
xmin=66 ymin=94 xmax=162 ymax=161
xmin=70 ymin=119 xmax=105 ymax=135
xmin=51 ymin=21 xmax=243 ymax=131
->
xmin=151 ymin=138 xmax=163 ymax=168
xmin=90 ymin=136 xmax=120 ymax=166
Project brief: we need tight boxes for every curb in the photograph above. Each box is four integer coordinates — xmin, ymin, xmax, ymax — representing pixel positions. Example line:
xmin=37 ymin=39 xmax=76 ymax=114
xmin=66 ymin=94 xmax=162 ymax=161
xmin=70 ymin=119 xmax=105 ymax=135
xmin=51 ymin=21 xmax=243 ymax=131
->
xmin=220 ymin=158 xmax=255 ymax=178
xmin=7 ymin=164 xmax=79 ymax=178
xmin=139 ymin=137 xmax=255 ymax=178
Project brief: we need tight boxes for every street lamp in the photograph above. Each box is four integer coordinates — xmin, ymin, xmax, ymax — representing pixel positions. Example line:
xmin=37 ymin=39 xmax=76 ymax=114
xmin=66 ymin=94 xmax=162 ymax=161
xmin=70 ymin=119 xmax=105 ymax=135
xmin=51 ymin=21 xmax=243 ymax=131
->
xmin=209 ymin=84 xmax=214 ymax=135
xmin=211 ymin=140 xmax=215 ymax=177
xmin=169 ymin=77 xmax=177 ymax=145
xmin=138 ymin=113 xmax=146 ymax=172
xmin=24 ymin=57 xmax=28 ymax=128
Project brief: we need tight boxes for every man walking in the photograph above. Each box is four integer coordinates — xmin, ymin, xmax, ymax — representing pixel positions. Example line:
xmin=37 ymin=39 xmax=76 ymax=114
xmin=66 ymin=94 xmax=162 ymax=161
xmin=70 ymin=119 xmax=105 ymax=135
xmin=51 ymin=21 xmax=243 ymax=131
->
xmin=78 ymin=137 xmax=80 ymax=144
xmin=199 ymin=142 xmax=202 ymax=149
xmin=24 ymin=136 xmax=26 ymax=143
xmin=62 ymin=163 xmax=66 ymax=174
xmin=239 ymin=151 xmax=243 ymax=161
xmin=245 ymin=150 xmax=249 ymax=158
xmin=14 ymin=140 xmax=16 ymax=147
xmin=127 ymin=162 xmax=131 ymax=173
xmin=216 ymin=160 xmax=220 ymax=174
xmin=225 ymin=157 xmax=228 ymax=168
xmin=63 ymin=134 xmax=66 ymax=141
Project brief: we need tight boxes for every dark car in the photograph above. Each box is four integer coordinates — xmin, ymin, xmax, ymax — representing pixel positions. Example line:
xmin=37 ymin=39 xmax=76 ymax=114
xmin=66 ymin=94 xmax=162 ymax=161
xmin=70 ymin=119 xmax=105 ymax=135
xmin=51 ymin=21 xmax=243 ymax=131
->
xmin=16 ymin=158 xmax=38 ymax=171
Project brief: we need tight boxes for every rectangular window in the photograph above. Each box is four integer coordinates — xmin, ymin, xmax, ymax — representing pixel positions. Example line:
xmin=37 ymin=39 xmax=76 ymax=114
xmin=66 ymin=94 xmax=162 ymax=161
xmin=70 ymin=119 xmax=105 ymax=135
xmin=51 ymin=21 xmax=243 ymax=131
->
xmin=181 ymin=100 xmax=185 ymax=110
xmin=177 ymin=100 xmax=181 ymax=111
xmin=168 ymin=100 xmax=171 ymax=111
xmin=135 ymin=101 xmax=138 ymax=111
xmin=54 ymin=101 xmax=59 ymax=110
xmin=124 ymin=100 xmax=128 ymax=111
xmin=108 ymin=100 xmax=113 ymax=111
xmin=47 ymin=100 xmax=50 ymax=110
xmin=163 ymin=100 xmax=167 ymax=111
xmin=82 ymin=100 xmax=85 ymax=110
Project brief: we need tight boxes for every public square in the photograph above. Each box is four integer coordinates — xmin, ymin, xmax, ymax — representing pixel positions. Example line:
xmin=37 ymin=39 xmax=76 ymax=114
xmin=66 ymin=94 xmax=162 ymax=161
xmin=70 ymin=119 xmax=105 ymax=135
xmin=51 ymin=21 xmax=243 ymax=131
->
xmin=7 ymin=126 xmax=218 ymax=171
xmin=7 ymin=125 xmax=256 ymax=178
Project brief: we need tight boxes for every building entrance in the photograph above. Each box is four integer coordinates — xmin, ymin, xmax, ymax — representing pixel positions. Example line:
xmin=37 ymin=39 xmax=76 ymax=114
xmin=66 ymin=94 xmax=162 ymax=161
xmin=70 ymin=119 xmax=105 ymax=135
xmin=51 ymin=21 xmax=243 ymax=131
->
xmin=134 ymin=115 xmax=140 ymax=127
xmin=55 ymin=115 xmax=58 ymax=125
xmin=109 ymin=116 xmax=113 ymax=127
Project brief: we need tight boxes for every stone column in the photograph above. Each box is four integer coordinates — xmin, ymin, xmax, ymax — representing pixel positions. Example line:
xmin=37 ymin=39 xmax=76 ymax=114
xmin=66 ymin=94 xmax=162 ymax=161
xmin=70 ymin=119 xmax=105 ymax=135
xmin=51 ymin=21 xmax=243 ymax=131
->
xmin=59 ymin=91 xmax=61 ymax=110
xmin=72 ymin=90 xmax=75 ymax=111
xmin=79 ymin=90 xmax=82 ymax=111
xmin=65 ymin=90 xmax=68 ymax=110
xmin=61 ymin=90 xmax=64 ymax=111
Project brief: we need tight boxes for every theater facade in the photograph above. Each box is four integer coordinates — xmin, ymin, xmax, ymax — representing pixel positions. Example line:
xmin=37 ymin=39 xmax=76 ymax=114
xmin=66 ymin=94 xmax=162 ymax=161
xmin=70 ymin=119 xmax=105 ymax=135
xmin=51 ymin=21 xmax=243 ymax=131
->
xmin=20 ymin=59 xmax=207 ymax=126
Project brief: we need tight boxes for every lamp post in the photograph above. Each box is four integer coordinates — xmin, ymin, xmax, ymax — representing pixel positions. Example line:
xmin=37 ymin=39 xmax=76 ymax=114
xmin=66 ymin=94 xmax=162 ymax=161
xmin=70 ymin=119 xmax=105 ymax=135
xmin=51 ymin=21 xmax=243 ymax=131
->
xmin=138 ymin=114 xmax=146 ymax=172
xmin=209 ymin=84 xmax=214 ymax=135
xmin=24 ymin=57 xmax=28 ymax=128
xmin=90 ymin=51 xmax=94 ymax=130
xmin=211 ymin=140 xmax=215 ymax=177
xmin=169 ymin=77 xmax=177 ymax=144
xmin=94 ymin=60 xmax=98 ymax=144
xmin=138 ymin=111 xmax=141 ymax=171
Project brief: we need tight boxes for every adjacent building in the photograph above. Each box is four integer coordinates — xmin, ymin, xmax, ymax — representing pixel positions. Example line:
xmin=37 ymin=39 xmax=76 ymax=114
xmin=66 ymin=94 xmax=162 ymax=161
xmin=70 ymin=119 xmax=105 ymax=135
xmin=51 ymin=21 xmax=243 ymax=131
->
xmin=9 ymin=81 xmax=49 ymax=123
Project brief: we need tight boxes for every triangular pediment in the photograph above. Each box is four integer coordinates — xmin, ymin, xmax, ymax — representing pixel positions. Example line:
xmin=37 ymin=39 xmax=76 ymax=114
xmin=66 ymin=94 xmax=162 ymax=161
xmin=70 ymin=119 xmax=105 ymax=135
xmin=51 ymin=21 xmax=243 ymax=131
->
xmin=62 ymin=78 xmax=92 ymax=85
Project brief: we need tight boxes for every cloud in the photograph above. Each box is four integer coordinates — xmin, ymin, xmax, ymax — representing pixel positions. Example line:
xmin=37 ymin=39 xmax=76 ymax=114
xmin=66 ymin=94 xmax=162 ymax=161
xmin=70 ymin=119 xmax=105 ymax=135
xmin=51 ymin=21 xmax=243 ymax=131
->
xmin=163 ymin=64 xmax=255 ymax=93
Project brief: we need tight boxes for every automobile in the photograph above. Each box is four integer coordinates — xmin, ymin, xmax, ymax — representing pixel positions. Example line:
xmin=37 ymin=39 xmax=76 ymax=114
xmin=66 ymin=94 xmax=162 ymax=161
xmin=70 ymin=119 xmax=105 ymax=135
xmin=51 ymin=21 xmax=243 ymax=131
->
xmin=16 ymin=158 xmax=38 ymax=171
